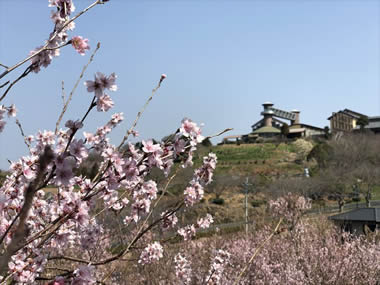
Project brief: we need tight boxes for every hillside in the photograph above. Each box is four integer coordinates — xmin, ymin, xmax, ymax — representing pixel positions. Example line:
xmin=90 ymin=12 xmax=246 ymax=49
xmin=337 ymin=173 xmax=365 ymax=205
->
xmin=161 ymin=139 xmax=316 ymax=226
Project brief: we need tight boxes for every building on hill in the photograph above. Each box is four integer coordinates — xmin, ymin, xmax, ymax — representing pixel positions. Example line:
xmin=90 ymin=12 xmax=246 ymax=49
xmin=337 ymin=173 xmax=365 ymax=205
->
xmin=364 ymin=116 xmax=380 ymax=133
xmin=222 ymin=102 xmax=324 ymax=144
xmin=328 ymin=109 xmax=366 ymax=133
xmin=328 ymin=109 xmax=380 ymax=134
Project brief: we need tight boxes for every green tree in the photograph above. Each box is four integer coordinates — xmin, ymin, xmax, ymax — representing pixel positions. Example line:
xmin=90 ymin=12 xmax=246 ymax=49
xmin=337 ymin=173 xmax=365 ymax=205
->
xmin=357 ymin=115 xmax=369 ymax=131
xmin=281 ymin=123 xmax=289 ymax=138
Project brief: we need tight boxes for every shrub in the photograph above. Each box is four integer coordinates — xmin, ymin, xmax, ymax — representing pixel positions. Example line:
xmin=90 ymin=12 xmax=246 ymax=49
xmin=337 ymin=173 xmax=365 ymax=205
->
xmin=211 ymin=198 xmax=225 ymax=205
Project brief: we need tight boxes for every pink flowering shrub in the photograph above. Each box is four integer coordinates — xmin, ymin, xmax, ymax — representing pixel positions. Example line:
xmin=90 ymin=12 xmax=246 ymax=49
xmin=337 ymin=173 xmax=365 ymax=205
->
xmin=110 ymin=195 xmax=380 ymax=284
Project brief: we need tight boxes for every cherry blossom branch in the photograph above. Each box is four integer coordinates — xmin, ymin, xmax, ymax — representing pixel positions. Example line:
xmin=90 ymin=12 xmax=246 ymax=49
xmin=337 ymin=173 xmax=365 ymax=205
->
xmin=0 ymin=0 xmax=105 ymax=81
xmin=0 ymin=146 xmax=54 ymax=275
xmin=48 ymin=202 xmax=182 ymax=269
xmin=100 ymin=172 xmax=180 ymax=282
xmin=0 ymin=211 xmax=22 ymax=247
xmin=91 ymin=75 xmax=166 ymax=183
xmin=12 ymin=95 xmax=99 ymax=253
xmin=55 ymin=42 xmax=101 ymax=134
xmin=232 ymin=217 xmax=284 ymax=285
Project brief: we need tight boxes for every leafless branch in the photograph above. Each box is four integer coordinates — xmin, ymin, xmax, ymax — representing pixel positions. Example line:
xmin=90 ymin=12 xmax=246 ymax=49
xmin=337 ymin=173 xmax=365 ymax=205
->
xmin=15 ymin=119 xmax=32 ymax=151
xmin=204 ymin=128 xmax=233 ymax=141
xmin=61 ymin=81 xmax=66 ymax=104
xmin=0 ymin=81 xmax=9 ymax=89
xmin=117 ymin=76 xmax=166 ymax=150
xmin=0 ymin=64 xmax=34 ymax=103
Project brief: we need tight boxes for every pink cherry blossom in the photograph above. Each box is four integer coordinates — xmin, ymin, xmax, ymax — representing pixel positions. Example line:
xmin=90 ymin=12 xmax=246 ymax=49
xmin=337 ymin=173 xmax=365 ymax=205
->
xmin=174 ymin=253 xmax=192 ymax=284
xmin=197 ymin=214 xmax=214 ymax=229
xmin=178 ymin=224 xmax=196 ymax=241
xmin=7 ymin=104 xmax=17 ymax=117
xmin=72 ymin=265 xmax=96 ymax=284
xmin=96 ymin=94 xmax=114 ymax=112
xmin=85 ymin=72 xmax=117 ymax=98
xmin=184 ymin=180 xmax=204 ymax=207
xmin=142 ymin=140 xmax=162 ymax=153
xmin=71 ymin=36 xmax=90 ymax=55
xmin=138 ymin=242 xmax=164 ymax=265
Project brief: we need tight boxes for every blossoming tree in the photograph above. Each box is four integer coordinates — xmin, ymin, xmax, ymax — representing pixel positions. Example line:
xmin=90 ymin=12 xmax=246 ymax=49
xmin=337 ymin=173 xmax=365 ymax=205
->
xmin=0 ymin=1 xmax=220 ymax=283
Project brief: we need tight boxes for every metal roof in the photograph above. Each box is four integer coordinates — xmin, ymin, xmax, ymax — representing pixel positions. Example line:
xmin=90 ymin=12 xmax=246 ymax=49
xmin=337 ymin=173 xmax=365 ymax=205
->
xmin=223 ymin=135 xmax=242 ymax=140
xmin=288 ymin=128 xmax=305 ymax=133
xmin=367 ymin=121 xmax=380 ymax=129
xmin=290 ymin=123 xmax=324 ymax=131
xmin=270 ymin=107 xmax=297 ymax=121
xmin=252 ymin=126 xmax=281 ymax=134
xmin=329 ymin=208 xmax=380 ymax=222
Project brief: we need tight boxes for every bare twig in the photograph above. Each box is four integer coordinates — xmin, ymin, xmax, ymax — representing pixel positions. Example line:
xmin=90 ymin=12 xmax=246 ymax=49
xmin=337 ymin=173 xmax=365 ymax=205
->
xmin=203 ymin=128 xmax=233 ymax=141
xmin=15 ymin=119 xmax=32 ymax=151
xmin=44 ymin=41 xmax=71 ymax=51
xmin=232 ymin=218 xmax=283 ymax=285
xmin=117 ymin=76 xmax=166 ymax=150
xmin=0 ymin=63 xmax=8 ymax=69
xmin=61 ymin=81 xmax=66 ymax=104
xmin=55 ymin=42 xmax=101 ymax=134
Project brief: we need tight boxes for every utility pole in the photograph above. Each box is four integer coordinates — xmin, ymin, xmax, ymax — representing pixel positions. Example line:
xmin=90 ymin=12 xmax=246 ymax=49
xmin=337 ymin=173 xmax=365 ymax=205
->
xmin=243 ymin=177 xmax=252 ymax=235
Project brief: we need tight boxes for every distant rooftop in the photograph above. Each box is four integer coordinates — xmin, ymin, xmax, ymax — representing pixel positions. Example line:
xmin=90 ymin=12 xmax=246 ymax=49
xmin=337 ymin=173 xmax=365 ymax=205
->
xmin=252 ymin=126 xmax=281 ymax=134
xmin=329 ymin=208 xmax=380 ymax=222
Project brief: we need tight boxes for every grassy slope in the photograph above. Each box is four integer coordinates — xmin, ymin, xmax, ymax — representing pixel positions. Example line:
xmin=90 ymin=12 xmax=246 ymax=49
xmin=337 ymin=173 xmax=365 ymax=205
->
xmin=167 ymin=141 xmax=314 ymax=225
xmin=207 ymin=142 xmax=305 ymax=176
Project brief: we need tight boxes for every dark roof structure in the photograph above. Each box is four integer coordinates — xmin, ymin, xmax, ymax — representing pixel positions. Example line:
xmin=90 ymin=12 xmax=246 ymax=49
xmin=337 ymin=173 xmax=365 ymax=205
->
xmin=327 ymin=109 xmax=367 ymax=120
xmin=329 ymin=208 xmax=380 ymax=223
xmin=251 ymin=117 xmax=285 ymax=131
xmin=289 ymin=123 xmax=324 ymax=131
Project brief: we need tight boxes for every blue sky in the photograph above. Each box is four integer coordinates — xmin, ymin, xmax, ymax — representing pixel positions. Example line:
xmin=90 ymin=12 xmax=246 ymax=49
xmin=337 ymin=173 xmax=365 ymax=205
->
xmin=0 ymin=0 xmax=379 ymax=170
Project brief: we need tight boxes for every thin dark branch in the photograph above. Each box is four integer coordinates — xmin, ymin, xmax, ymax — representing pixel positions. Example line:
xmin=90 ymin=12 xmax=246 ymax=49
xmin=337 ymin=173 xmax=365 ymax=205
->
xmin=15 ymin=119 xmax=31 ymax=151
xmin=0 ymin=81 xmax=9 ymax=89
xmin=0 ymin=64 xmax=33 ymax=103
